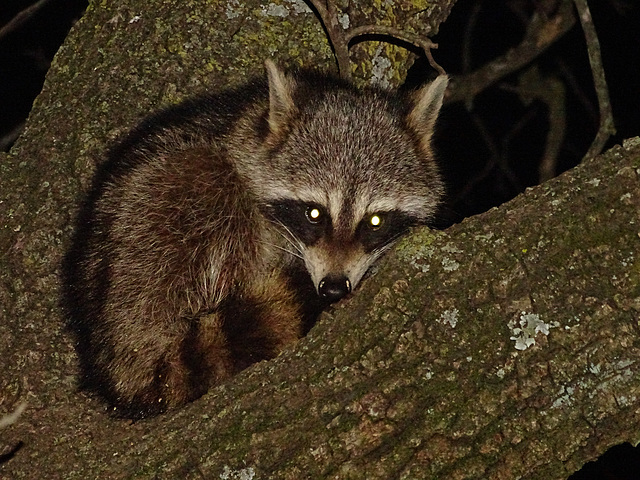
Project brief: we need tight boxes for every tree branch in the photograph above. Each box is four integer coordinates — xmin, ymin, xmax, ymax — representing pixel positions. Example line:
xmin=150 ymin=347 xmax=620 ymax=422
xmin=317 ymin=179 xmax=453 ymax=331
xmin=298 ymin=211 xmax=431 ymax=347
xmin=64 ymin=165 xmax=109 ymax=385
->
xmin=308 ymin=0 xmax=353 ymax=80
xmin=573 ymin=0 xmax=616 ymax=161
xmin=0 ymin=0 xmax=56 ymax=40
xmin=308 ymin=0 xmax=445 ymax=80
xmin=1 ymin=0 xmax=637 ymax=477
xmin=446 ymin=2 xmax=576 ymax=107
xmin=346 ymin=24 xmax=445 ymax=75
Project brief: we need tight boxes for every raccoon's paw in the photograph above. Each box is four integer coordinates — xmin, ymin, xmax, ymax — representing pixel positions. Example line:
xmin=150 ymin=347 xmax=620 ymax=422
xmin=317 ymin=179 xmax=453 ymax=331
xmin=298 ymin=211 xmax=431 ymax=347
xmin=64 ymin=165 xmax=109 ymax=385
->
xmin=102 ymin=328 xmax=235 ymax=419
xmin=105 ymin=361 xmax=215 ymax=419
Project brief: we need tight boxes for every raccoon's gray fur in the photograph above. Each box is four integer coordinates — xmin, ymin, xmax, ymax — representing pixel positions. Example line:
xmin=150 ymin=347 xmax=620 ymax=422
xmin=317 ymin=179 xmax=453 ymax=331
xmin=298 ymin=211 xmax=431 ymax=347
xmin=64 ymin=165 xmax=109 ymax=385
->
xmin=63 ymin=60 xmax=448 ymax=418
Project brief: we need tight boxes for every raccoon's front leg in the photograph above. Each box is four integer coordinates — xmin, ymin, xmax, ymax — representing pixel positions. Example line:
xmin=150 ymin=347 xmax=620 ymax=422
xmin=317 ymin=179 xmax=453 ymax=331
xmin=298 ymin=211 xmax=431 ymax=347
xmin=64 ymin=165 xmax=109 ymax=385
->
xmin=217 ymin=273 xmax=303 ymax=372
xmin=167 ymin=275 xmax=302 ymax=402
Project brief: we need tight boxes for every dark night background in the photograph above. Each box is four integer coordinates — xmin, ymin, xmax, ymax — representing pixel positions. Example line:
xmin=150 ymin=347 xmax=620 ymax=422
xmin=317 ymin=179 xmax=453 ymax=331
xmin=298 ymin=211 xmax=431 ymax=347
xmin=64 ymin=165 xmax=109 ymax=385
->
xmin=1 ymin=0 xmax=639 ymax=478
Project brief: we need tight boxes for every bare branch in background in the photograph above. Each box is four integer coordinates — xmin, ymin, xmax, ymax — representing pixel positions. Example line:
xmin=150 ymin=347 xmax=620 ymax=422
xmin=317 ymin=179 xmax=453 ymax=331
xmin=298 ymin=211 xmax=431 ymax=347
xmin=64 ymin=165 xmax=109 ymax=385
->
xmin=445 ymin=2 xmax=576 ymax=107
xmin=346 ymin=25 xmax=444 ymax=76
xmin=502 ymin=65 xmax=567 ymax=182
xmin=573 ymin=0 xmax=616 ymax=161
xmin=308 ymin=0 xmax=445 ymax=80
xmin=308 ymin=0 xmax=352 ymax=80
xmin=460 ymin=1 xmax=482 ymax=75
xmin=0 ymin=0 xmax=56 ymax=41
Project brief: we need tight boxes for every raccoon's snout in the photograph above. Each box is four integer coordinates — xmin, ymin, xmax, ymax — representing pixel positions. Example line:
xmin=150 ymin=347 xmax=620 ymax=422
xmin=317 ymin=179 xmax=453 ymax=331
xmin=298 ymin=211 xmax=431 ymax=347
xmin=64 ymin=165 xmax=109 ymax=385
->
xmin=318 ymin=274 xmax=352 ymax=303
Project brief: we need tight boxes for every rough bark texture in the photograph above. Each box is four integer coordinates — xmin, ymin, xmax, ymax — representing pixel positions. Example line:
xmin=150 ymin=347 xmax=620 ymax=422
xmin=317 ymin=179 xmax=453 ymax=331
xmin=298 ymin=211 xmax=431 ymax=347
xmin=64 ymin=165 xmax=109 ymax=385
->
xmin=1 ymin=0 xmax=639 ymax=478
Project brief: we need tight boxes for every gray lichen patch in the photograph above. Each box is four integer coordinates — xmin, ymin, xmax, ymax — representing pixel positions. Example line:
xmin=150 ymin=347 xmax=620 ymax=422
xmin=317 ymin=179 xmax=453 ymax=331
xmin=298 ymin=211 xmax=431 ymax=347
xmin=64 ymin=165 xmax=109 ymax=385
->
xmin=437 ymin=308 xmax=459 ymax=328
xmin=507 ymin=312 xmax=558 ymax=351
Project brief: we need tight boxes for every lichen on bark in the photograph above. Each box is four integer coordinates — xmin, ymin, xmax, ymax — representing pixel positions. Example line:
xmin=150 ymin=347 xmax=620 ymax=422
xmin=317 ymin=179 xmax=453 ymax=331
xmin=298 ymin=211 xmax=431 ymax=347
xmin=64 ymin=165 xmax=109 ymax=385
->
xmin=1 ymin=0 xmax=639 ymax=478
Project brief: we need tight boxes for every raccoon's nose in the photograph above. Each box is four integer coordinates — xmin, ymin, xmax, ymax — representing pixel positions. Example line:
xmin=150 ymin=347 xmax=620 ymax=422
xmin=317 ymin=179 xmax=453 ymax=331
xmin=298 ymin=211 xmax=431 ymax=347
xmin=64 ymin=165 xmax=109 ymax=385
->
xmin=318 ymin=274 xmax=352 ymax=303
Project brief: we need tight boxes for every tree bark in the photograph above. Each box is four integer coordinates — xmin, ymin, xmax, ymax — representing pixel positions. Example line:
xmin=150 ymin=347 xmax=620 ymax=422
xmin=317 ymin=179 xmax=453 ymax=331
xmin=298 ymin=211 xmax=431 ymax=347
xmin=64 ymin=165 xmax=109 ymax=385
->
xmin=1 ymin=0 xmax=639 ymax=478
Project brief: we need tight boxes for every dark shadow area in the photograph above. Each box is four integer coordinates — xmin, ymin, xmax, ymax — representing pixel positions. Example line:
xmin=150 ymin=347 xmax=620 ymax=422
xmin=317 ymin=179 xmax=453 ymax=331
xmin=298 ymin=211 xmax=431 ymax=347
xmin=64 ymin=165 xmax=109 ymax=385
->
xmin=569 ymin=443 xmax=640 ymax=480
xmin=0 ymin=0 xmax=88 ymax=150
xmin=406 ymin=0 xmax=640 ymax=225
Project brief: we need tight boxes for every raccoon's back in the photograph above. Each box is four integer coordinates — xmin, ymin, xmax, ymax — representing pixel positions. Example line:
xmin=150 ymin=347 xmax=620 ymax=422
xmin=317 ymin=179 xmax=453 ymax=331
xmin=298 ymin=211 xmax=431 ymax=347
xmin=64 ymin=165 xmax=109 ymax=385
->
xmin=104 ymin=77 xmax=270 ymax=173
xmin=60 ymin=80 xmax=284 ymax=406
xmin=65 ymin=77 xmax=272 ymax=302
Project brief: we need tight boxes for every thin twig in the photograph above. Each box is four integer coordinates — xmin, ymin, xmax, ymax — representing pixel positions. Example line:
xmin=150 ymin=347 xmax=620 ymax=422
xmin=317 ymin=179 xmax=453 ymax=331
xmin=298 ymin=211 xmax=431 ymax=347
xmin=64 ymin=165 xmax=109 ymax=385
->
xmin=308 ymin=0 xmax=352 ymax=80
xmin=446 ymin=3 xmax=576 ymax=106
xmin=0 ymin=0 xmax=56 ymax=41
xmin=308 ymin=0 xmax=445 ymax=80
xmin=0 ymin=121 xmax=25 ymax=152
xmin=346 ymin=25 xmax=445 ymax=75
xmin=573 ymin=0 xmax=616 ymax=161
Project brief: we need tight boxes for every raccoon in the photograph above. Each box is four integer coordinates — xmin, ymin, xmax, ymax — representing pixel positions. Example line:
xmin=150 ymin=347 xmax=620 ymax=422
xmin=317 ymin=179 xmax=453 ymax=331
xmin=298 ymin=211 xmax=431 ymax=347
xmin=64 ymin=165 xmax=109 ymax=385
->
xmin=63 ymin=60 xmax=448 ymax=418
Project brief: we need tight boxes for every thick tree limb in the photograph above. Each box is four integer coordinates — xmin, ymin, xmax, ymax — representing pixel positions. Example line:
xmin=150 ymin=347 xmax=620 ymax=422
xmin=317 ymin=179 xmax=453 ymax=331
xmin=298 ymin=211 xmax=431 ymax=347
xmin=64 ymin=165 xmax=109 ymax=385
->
xmin=3 ymin=135 xmax=639 ymax=478
xmin=1 ymin=0 xmax=638 ymax=478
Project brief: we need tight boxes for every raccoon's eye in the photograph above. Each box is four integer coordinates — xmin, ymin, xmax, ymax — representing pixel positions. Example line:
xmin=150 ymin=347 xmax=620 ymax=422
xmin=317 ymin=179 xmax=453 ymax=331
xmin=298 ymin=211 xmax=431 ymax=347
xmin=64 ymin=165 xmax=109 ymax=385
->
xmin=305 ymin=206 xmax=323 ymax=224
xmin=368 ymin=214 xmax=384 ymax=231
xmin=357 ymin=210 xmax=418 ymax=252
xmin=265 ymin=200 xmax=329 ymax=246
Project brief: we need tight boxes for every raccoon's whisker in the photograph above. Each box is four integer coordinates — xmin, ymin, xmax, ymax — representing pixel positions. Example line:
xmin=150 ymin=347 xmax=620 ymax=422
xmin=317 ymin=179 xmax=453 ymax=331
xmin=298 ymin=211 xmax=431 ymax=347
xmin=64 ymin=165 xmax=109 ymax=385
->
xmin=267 ymin=219 xmax=304 ymax=256
xmin=281 ymin=232 xmax=304 ymax=256
xmin=371 ymin=234 xmax=406 ymax=258
xmin=258 ymin=240 xmax=304 ymax=260
xmin=279 ymin=245 xmax=303 ymax=259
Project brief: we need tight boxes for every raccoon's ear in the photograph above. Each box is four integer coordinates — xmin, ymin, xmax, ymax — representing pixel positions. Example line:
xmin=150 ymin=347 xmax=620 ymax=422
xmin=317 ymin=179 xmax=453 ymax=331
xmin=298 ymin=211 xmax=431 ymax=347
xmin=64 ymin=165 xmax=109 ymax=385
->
xmin=407 ymin=75 xmax=449 ymax=147
xmin=265 ymin=59 xmax=298 ymax=135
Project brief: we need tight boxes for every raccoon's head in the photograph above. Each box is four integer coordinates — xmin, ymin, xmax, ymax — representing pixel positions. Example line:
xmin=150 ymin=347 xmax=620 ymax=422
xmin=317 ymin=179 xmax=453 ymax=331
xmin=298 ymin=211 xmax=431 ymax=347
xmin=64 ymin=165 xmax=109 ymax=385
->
xmin=258 ymin=60 xmax=448 ymax=303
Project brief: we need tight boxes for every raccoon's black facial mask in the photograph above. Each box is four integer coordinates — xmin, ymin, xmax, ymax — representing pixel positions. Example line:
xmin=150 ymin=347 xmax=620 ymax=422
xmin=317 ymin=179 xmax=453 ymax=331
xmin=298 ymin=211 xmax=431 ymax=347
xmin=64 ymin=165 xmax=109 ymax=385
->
xmin=265 ymin=201 xmax=418 ymax=251
xmin=356 ymin=210 xmax=419 ymax=252
xmin=265 ymin=200 xmax=330 ymax=246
